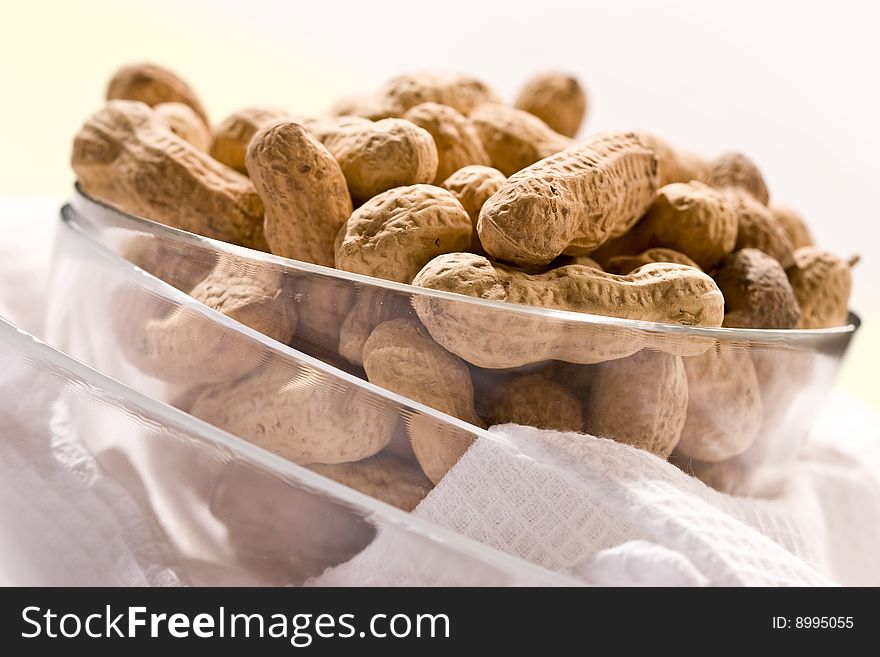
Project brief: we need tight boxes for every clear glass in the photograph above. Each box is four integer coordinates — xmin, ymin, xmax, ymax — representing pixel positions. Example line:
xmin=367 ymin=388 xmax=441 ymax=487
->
xmin=0 ymin=316 xmax=567 ymax=586
xmin=62 ymin=188 xmax=860 ymax=496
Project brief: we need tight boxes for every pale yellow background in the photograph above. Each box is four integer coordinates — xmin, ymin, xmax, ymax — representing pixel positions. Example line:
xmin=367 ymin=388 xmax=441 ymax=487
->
xmin=2 ymin=0 xmax=877 ymax=406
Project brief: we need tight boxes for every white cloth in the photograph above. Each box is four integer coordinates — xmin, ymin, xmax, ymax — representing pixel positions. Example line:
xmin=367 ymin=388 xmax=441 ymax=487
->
xmin=3 ymin=197 xmax=880 ymax=586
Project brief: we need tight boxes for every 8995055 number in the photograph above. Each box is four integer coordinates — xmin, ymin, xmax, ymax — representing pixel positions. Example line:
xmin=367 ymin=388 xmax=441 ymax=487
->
xmin=795 ymin=617 xmax=853 ymax=629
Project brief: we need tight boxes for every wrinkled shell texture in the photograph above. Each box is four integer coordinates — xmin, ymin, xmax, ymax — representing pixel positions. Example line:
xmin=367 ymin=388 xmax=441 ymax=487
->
xmin=153 ymin=102 xmax=210 ymax=151
xmin=314 ymin=117 xmax=438 ymax=203
xmin=585 ymin=350 xmax=688 ymax=457
xmin=725 ymin=189 xmax=795 ymax=269
xmin=363 ymin=318 xmax=481 ymax=483
xmin=337 ymin=290 xmax=411 ymax=366
xmin=713 ymin=248 xmax=800 ymax=329
xmin=677 ymin=344 xmax=763 ymax=462
xmin=606 ymin=248 xmax=699 ymax=275
xmin=412 ymin=253 xmax=723 ymax=368
xmin=627 ymin=181 xmax=737 ymax=270
xmin=699 ymin=152 xmax=770 ymax=205
xmin=307 ymin=454 xmax=432 ymax=512
xmin=787 ymin=246 xmax=853 ymax=328
xmin=636 ymin=133 xmax=705 ymax=187
xmin=189 ymin=256 xmax=298 ymax=343
xmin=106 ymin=62 xmax=209 ymax=124
xmin=514 ymin=71 xmax=587 ymax=138
xmin=335 ymin=184 xmax=472 ymax=283
xmin=441 ymin=165 xmax=506 ymax=251
xmin=190 ymin=365 xmax=394 ymax=465
xmin=771 ymin=205 xmax=814 ymax=250
xmin=470 ymin=103 xmax=574 ymax=177
xmin=246 ymin=120 xmax=352 ymax=267
xmin=403 ymin=102 xmax=491 ymax=184
xmin=486 ymin=373 xmax=584 ymax=432
xmin=209 ymin=106 xmax=289 ymax=173
xmin=376 ymin=72 xmax=501 ymax=118
xmin=478 ymin=132 xmax=659 ymax=267
xmin=72 ymin=100 xmax=266 ymax=250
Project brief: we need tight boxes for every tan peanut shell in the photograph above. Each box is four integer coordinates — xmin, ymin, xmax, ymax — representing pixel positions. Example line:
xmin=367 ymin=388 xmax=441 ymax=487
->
xmin=120 ymin=256 xmax=297 ymax=384
xmin=153 ymin=102 xmax=210 ymax=151
xmin=307 ymin=454 xmax=433 ymax=512
xmin=122 ymin=234 xmax=218 ymax=293
xmin=469 ymin=103 xmax=574 ymax=177
xmin=724 ymin=189 xmax=795 ymax=269
xmin=71 ymin=100 xmax=267 ymax=250
xmin=106 ymin=62 xmax=209 ymax=125
xmin=309 ymin=116 xmax=438 ymax=204
xmin=559 ymin=254 xmax=604 ymax=270
xmin=485 ymin=373 xmax=584 ymax=432
xmin=373 ymin=72 xmax=501 ymax=118
xmin=412 ymin=253 xmax=724 ymax=368
xmin=771 ymin=205 xmax=814 ymax=250
xmin=699 ymin=151 xmax=770 ymax=205
xmin=612 ymin=182 xmax=737 ymax=270
xmin=677 ymin=343 xmax=763 ymax=462
xmin=441 ymin=165 xmax=507 ymax=252
xmin=190 ymin=364 xmax=395 ymax=465
xmin=246 ymin=120 xmax=352 ymax=267
xmin=329 ymin=93 xmax=389 ymax=121
xmin=787 ymin=247 xmax=854 ymax=328
xmin=606 ymin=248 xmax=699 ymax=275
xmin=636 ymin=133 xmax=705 ymax=186
xmin=363 ymin=318 xmax=483 ymax=483
xmin=514 ymin=71 xmax=588 ymax=138
xmin=209 ymin=106 xmax=289 ymax=174
xmin=289 ymin=274 xmax=355 ymax=354
xmin=403 ymin=102 xmax=491 ymax=184
xmin=713 ymin=248 xmax=800 ymax=329
xmin=335 ymin=184 xmax=472 ymax=283
xmin=337 ymin=290 xmax=411 ymax=366
xmin=584 ymin=350 xmax=688 ymax=458
xmin=478 ymin=132 xmax=659 ymax=267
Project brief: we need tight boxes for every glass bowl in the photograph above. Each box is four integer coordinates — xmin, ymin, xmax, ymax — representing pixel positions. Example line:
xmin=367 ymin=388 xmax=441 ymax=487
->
xmin=62 ymin=187 xmax=860 ymax=496
xmin=0 ymin=315 xmax=565 ymax=585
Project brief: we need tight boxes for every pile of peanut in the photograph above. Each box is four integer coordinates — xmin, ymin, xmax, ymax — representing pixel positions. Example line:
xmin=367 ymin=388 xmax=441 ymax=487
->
xmin=72 ymin=63 xmax=858 ymax=498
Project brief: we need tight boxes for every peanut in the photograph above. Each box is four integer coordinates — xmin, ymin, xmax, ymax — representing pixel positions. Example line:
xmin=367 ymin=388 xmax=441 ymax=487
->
xmin=306 ymin=116 xmax=438 ymax=204
xmin=514 ymin=71 xmax=588 ymax=138
xmin=337 ymin=289 xmax=411 ymax=366
xmin=363 ymin=318 xmax=483 ymax=483
xmin=106 ymin=62 xmax=209 ymax=125
xmin=636 ymin=133 xmax=705 ymax=186
xmin=699 ymin=151 xmax=770 ymax=205
xmin=122 ymin=233 xmax=218 ymax=293
xmin=477 ymin=132 xmax=659 ymax=267
xmin=441 ymin=165 xmax=507 ymax=252
xmin=71 ymin=100 xmax=266 ymax=250
xmin=307 ymin=453 xmax=433 ymax=512
xmin=677 ymin=343 xmax=763 ymax=462
xmin=469 ymin=103 xmax=574 ymax=177
xmin=246 ymin=120 xmax=352 ymax=267
xmin=190 ymin=363 xmax=395 ymax=465
xmin=606 ymin=248 xmax=699 ymax=275
xmin=289 ymin=274 xmax=355 ymax=355
xmin=209 ymin=106 xmax=289 ymax=174
xmin=368 ymin=72 xmax=501 ymax=119
xmin=559 ymin=254 xmax=604 ymax=270
xmin=713 ymin=248 xmax=800 ymax=329
xmin=598 ymin=182 xmax=737 ymax=271
xmin=412 ymin=253 xmax=724 ymax=368
xmin=584 ymin=350 xmax=688 ymax=458
xmin=724 ymin=189 xmax=795 ymax=268
xmin=153 ymin=102 xmax=210 ymax=151
xmin=120 ymin=255 xmax=297 ymax=384
xmin=787 ymin=246 xmax=855 ymax=328
xmin=485 ymin=373 xmax=584 ymax=432
xmin=771 ymin=205 xmax=814 ymax=250
xmin=403 ymin=102 xmax=491 ymax=184
xmin=335 ymin=184 xmax=472 ymax=283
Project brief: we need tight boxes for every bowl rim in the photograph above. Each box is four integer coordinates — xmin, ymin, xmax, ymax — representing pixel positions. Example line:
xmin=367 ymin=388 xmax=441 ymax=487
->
xmin=71 ymin=185 xmax=861 ymax=347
